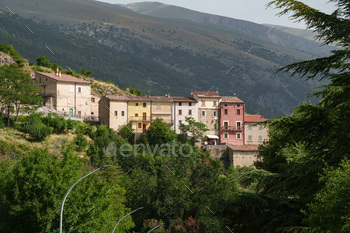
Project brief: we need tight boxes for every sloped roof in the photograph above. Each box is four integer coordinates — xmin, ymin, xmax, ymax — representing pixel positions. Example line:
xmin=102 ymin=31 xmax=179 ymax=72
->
xmin=149 ymin=96 xmax=173 ymax=102
xmin=228 ymin=145 xmax=260 ymax=151
xmin=105 ymin=95 xmax=130 ymax=101
xmin=36 ymin=72 xmax=90 ymax=84
xmin=192 ymin=91 xmax=221 ymax=98
xmin=172 ymin=97 xmax=197 ymax=102
xmin=221 ymin=96 xmax=244 ymax=104
xmin=245 ymin=114 xmax=266 ymax=123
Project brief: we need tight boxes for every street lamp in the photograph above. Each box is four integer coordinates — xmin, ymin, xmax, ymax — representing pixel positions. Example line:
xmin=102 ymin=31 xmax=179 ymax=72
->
xmin=59 ymin=165 xmax=110 ymax=233
xmin=148 ymin=223 xmax=165 ymax=233
xmin=111 ymin=207 xmax=143 ymax=233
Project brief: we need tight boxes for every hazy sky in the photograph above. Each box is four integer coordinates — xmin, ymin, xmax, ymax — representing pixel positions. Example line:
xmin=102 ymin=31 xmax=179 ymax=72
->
xmin=98 ymin=0 xmax=337 ymax=29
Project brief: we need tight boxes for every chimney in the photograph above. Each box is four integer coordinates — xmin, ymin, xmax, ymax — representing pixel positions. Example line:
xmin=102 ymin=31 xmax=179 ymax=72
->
xmin=165 ymin=93 xmax=168 ymax=97
xmin=233 ymin=93 xmax=236 ymax=96
xmin=168 ymin=93 xmax=170 ymax=97
xmin=56 ymin=67 xmax=59 ymax=76
xmin=59 ymin=71 xmax=62 ymax=77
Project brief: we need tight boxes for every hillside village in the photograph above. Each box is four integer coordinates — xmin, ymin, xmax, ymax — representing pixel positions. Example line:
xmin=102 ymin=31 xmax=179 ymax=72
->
xmin=32 ymin=68 xmax=268 ymax=166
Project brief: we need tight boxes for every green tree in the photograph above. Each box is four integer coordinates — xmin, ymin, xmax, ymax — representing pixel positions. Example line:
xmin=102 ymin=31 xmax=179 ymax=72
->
xmin=36 ymin=55 xmax=51 ymax=68
xmin=81 ymin=67 xmax=94 ymax=77
xmin=144 ymin=118 xmax=177 ymax=146
xmin=117 ymin=125 xmax=134 ymax=143
xmin=224 ymin=0 xmax=350 ymax=232
xmin=179 ymin=117 xmax=208 ymax=142
xmin=0 ymin=148 xmax=134 ymax=233
xmin=74 ymin=133 xmax=88 ymax=151
xmin=307 ymin=161 xmax=350 ymax=232
xmin=0 ymin=65 xmax=43 ymax=126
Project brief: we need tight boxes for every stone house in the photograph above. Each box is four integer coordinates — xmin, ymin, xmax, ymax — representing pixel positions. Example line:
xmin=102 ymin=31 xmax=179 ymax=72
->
xmin=172 ymin=96 xmax=198 ymax=134
xmin=244 ymin=114 xmax=268 ymax=145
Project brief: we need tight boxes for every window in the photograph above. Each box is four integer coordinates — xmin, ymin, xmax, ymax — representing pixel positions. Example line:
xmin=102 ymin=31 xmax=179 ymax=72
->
xmin=237 ymin=109 xmax=241 ymax=115
xmin=179 ymin=120 xmax=182 ymax=125
xmin=91 ymin=112 xmax=94 ymax=115
xmin=135 ymin=113 xmax=138 ymax=117
xmin=179 ymin=109 xmax=182 ymax=115
xmin=136 ymin=103 xmax=139 ymax=106
xmin=201 ymin=111 xmax=206 ymax=117
xmin=188 ymin=109 xmax=192 ymax=115
xmin=237 ymin=133 xmax=241 ymax=139
xmin=156 ymin=103 xmax=161 ymax=109
xmin=224 ymin=109 xmax=228 ymax=115
xmin=179 ymin=102 xmax=182 ymax=106
xmin=213 ymin=123 xmax=217 ymax=130
xmin=143 ymin=103 xmax=146 ymax=108
xmin=115 ymin=111 xmax=118 ymax=116
xmin=138 ymin=123 xmax=142 ymax=128
xmin=248 ymin=124 xmax=252 ymax=130
xmin=91 ymin=98 xmax=95 ymax=103
xmin=236 ymin=121 xmax=241 ymax=128
xmin=223 ymin=121 xmax=229 ymax=129
xmin=189 ymin=102 xmax=192 ymax=106
xmin=224 ymin=133 xmax=229 ymax=139
xmin=201 ymin=100 xmax=205 ymax=106
xmin=213 ymin=101 xmax=217 ymax=107
xmin=237 ymin=104 xmax=241 ymax=107
xmin=224 ymin=104 xmax=228 ymax=107
xmin=121 ymin=111 xmax=125 ymax=116
xmin=248 ymin=135 xmax=252 ymax=141
xmin=78 ymin=111 xmax=81 ymax=115
xmin=78 ymin=87 xmax=82 ymax=93
xmin=39 ymin=77 xmax=42 ymax=83
xmin=213 ymin=111 xmax=217 ymax=117
xmin=259 ymin=135 xmax=263 ymax=141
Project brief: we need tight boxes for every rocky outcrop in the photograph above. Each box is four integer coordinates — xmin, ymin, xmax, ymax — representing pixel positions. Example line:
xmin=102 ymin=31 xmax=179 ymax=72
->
xmin=0 ymin=52 xmax=15 ymax=65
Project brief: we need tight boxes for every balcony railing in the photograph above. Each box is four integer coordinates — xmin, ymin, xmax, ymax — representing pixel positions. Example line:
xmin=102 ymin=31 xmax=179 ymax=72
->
xmin=221 ymin=126 xmax=243 ymax=132
xmin=129 ymin=116 xmax=152 ymax=122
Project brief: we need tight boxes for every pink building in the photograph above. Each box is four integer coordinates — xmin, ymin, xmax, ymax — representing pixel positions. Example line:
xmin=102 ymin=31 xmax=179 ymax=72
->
xmin=219 ymin=95 xmax=245 ymax=145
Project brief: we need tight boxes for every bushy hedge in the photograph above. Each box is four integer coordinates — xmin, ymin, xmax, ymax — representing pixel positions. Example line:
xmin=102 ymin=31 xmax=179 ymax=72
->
xmin=21 ymin=113 xmax=52 ymax=142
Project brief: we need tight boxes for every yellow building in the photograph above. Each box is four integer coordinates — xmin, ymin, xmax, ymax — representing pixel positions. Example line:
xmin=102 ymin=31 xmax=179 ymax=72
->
xmin=127 ymin=96 xmax=152 ymax=134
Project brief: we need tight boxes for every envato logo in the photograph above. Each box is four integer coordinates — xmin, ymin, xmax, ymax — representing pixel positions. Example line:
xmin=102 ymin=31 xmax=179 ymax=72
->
xmin=103 ymin=141 xmax=194 ymax=158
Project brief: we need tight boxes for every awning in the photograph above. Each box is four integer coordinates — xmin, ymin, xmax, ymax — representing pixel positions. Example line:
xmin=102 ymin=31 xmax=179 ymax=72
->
xmin=206 ymin=135 xmax=219 ymax=139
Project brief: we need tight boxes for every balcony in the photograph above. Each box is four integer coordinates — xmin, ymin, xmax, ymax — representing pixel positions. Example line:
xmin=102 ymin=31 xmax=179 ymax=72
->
xmin=221 ymin=126 xmax=243 ymax=132
xmin=129 ymin=116 xmax=152 ymax=122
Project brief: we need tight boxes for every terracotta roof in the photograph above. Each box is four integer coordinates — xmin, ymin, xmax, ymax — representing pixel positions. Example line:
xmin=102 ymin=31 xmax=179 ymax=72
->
xmin=105 ymin=95 xmax=130 ymax=101
xmin=172 ymin=97 xmax=197 ymax=102
xmin=192 ymin=91 xmax=221 ymax=98
xmin=221 ymin=96 xmax=244 ymax=104
xmin=127 ymin=96 xmax=152 ymax=101
xmin=36 ymin=72 xmax=90 ymax=84
xmin=228 ymin=145 xmax=260 ymax=151
xmin=149 ymin=96 xmax=173 ymax=102
xmin=245 ymin=114 xmax=267 ymax=123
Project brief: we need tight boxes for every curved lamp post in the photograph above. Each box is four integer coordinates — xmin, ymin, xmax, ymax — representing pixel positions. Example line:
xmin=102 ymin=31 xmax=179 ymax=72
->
xmin=112 ymin=207 xmax=143 ymax=233
xmin=59 ymin=165 xmax=110 ymax=233
xmin=148 ymin=223 xmax=164 ymax=233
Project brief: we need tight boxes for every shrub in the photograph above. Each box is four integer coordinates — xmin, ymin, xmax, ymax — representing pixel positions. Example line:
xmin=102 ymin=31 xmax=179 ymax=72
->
xmin=0 ymin=117 xmax=5 ymax=128
xmin=67 ymin=119 xmax=80 ymax=130
xmin=76 ymin=122 xmax=92 ymax=136
xmin=74 ymin=133 xmax=88 ymax=151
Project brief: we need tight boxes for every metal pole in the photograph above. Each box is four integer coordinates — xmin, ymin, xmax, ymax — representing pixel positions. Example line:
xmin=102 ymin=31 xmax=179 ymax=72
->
xmin=59 ymin=165 xmax=110 ymax=233
xmin=148 ymin=223 xmax=164 ymax=233
xmin=112 ymin=207 xmax=143 ymax=233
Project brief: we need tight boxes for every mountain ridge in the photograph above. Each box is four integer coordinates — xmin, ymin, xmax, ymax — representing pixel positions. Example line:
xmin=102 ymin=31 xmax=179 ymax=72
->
xmin=0 ymin=0 xmax=332 ymax=117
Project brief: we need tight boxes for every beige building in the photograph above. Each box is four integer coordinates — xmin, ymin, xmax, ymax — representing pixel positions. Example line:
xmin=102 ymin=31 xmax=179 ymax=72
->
xmin=228 ymin=145 xmax=260 ymax=167
xmin=244 ymin=114 xmax=268 ymax=145
xmin=99 ymin=95 xmax=128 ymax=132
xmin=150 ymin=96 xmax=173 ymax=125
xmin=34 ymin=71 xmax=95 ymax=118
xmin=191 ymin=91 xmax=221 ymax=139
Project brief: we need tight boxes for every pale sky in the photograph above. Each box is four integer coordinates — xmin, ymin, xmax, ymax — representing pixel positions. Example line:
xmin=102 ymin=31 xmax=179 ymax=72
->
xmin=98 ymin=0 xmax=337 ymax=29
